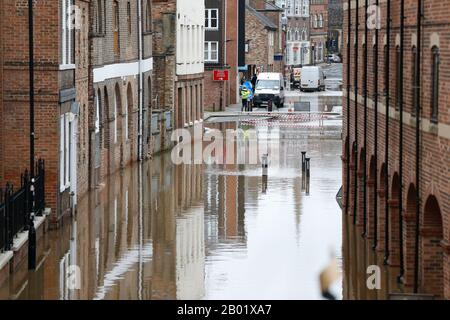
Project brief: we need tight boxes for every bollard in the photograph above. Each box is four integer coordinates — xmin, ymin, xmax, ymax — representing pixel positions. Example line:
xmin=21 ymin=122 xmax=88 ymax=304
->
xmin=262 ymin=175 xmax=268 ymax=194
xmin=268 ymin=100 xmax=273 ymax=112
xmin=301 ymin=151 xmax=307 ymax=173
xmin=262 ymin=154 xmax=269 ymax=177
xmin=306 ymin=158 xmax=311 ymax=178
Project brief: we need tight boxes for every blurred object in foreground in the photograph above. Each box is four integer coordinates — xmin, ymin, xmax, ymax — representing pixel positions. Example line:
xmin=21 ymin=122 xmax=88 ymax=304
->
xmin=320 ymin=256 xmax=340 ymax=300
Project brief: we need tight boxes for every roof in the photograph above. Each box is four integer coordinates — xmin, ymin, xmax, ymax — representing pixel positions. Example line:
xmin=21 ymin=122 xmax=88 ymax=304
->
xmin=246 ymin=4 xmax=278 ymax=31
xmin=263 ymin=1 xmax=283 ymax=11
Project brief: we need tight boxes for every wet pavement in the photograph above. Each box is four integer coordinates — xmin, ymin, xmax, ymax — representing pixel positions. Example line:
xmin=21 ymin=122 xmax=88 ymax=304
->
xmin=0 ymin=115 xmax=344 ymax=300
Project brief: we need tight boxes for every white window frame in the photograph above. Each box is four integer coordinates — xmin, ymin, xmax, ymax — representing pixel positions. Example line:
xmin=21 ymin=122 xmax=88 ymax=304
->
xmin=61 ymin=0 xmax=75 ymax=69
xmin=59 ymin=113 xmax=72 ymax=193
xmin=205 ymin=9 xmax=219 ymax=30
xmin=204 ymin=41 xmax=219 ymax=63
xmin=95 ymin=93 xmax=100 ymax=134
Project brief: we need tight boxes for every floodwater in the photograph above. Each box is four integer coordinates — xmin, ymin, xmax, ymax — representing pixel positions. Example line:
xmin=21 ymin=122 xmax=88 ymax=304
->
xmin=0 ymin=119 xmax=344 ymax=300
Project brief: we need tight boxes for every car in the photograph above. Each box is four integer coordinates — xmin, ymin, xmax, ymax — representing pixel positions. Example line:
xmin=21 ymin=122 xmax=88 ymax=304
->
xmin=328 ymin=54 xmax=341 ymax=63
xmin=253 ymin=72 xmax=285 ymax=109
xmin=300 ymin=66 xmax=326 ymax=92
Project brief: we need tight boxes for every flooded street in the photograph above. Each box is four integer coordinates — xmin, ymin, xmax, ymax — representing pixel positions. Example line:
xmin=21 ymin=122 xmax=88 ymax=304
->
xmin=0 ymin=115 xmax=344 ymax=300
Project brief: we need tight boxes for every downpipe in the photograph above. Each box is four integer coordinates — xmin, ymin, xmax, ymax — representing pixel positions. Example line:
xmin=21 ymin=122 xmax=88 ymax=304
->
xmin=345 ymin=0 xmax=352 ymax=216
xmin=372 ymin=0 xmax=380 ymax=251
xmin=413 ymin=0 xmax=423 ymax=294
xmin=353 ymin=0 xmax=359 ymax=226
xmin=137 ymin=0 xmax=144 ymax=161
xmin=397 ymin=0 xmax=405 ymax=281
xmin=384 ymin=0 xmax=391 ymax=265
xmin=362 ymin=0 xmax=369 ymax=237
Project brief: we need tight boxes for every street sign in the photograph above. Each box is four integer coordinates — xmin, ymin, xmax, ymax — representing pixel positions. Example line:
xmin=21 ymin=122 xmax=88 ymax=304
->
xmin=213 ymin=70 xmax=229 ymax=81
xmin=336 ymin=186 xmax=343 ymax=209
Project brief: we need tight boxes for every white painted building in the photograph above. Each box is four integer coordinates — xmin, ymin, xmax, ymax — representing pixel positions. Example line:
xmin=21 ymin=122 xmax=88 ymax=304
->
xmin=276 ymin=0 xmax=311 ymax=66
xmin=176 ymin=0 xmax=205 ymax=76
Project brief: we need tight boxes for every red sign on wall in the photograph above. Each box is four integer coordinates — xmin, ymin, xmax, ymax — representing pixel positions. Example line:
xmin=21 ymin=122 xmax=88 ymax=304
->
xmin=213 ymin=70 xmax=229 ymax=81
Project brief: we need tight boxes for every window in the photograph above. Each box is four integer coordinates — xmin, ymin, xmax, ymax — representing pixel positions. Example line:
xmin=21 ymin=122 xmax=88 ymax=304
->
xmin=127 ymin=2 xmax=131 ymax=36
xmin=395 ymin=46 xmax=401 ymax=110
xmin=319 ymin=14 xmax=323 ymax=28
xmin=96 ymin=0 xmax=104 ymax=34
xmin=59 ymin=113 xmax=71 ymax=192
xmin=114 ymin=87 xmax=120 ymax=144
xmin=95 ymin=91 xmax=101 ymax=134
xmin=204 ymin=41 xmax=218 ymax=62
xmin=314 ymin=15 xmax=318 ymax=28
xmin=61 ymin=0 xmax=74 ymax=67
xmin=431 ymin=46 xmax=440 ymax=123
xmin=145 ymin=0 xmax=152 ymax=32
xmin=411 ymin=47 xmax=418 ymax=117
xmin=113 ymin=1 xmax=120 ymax=56
xmin=205 ymin=9 xmax=218 ymax=30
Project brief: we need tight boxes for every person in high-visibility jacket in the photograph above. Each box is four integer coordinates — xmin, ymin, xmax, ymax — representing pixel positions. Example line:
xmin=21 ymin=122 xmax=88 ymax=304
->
xmin=240 ymin=86 xmax=251 ymax=112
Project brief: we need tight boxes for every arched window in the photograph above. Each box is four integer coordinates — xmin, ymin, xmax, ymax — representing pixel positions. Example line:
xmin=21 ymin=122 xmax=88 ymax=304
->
xmin=319 ymin=14 xmax=323 ymax=28
xmin=314 ymin=15 xmax=318 ymax=28
xmin=431 ymin=46 xmax=440 ymax=123
xmin=287 ymin=29 xmax=291 ymax=41
xmin=295 ymin=30 xmax=299 ymax=41
xmin=145 ymin=0 xmax=152 ymax=32
xmin=411 ymin=46 xmax=418 ymax=116
xmin=114 ymin=85 xmax=121 ymax=144
xmin=301 ymin=30 xmax=307 ymax=41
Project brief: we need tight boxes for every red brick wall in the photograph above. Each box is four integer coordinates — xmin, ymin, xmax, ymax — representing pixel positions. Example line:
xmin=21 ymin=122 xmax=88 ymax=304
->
xmin=343 ymin=0 xmax=450 ymax=299
xmin=1 ymin=0 xmax=61 ymax=213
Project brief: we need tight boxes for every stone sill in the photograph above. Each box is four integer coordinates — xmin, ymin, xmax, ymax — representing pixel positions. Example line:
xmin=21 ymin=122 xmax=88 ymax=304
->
xmin=0 ymin=251 xmax=13 ymax=270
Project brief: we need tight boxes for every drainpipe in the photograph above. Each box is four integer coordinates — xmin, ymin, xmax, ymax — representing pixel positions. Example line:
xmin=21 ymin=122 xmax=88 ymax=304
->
xmin=384 ymin=0 xmax=391 ymax=264
xmin=137 ymin=0 xmax=144 ymax=161
xmin=29 ymin=0 xmax=35 ymax=178
xmin=353 ymin=0 xmax=359 ymax=225
xmin=373 ymin=0 xmax=379 ymax=250
xmin=413 ymin=0 xmax=423 ymax=294
xmin=362 ymin=0 xmax=369 ymax=237
xmin=397 ymin=0 xmax=405 ymax=280
xmin=345 ymin=0 xmax=351 ymax=215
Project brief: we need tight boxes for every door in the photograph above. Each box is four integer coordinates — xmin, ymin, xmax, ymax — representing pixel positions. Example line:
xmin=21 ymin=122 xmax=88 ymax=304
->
xmin=69 ymin=110 xmax=78 ymax=208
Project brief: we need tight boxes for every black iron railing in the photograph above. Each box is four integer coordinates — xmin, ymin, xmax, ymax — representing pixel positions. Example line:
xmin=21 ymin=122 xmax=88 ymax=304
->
xmin=0 ymin=160 xmax=45 ymax=253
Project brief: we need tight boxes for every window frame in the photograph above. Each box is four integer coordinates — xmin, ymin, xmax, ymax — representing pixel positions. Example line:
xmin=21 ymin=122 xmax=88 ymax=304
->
xmin=61 ymin=0 xmax=75 ymax=69
xmin=205 ymin=9 xmax=219 ymax=30
xmin=430 ymin=46 xmax=440 ymax=123
xmin=204 ymin=41 xmax=219 ymax=63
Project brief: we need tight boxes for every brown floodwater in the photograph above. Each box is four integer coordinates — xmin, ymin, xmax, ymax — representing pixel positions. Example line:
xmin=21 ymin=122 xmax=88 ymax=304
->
xmin=0 ymin=121 xmax=345 ymax=300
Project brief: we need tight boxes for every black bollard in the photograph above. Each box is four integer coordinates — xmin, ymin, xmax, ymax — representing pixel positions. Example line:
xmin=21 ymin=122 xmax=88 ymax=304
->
xmin=268 ymin=100 xmax=273 ymax=112
xmin=306 ymin=158 xmax=311 ymax=178
xmin=28 ymin=220 xmax=36 ymax=270
xmin=262 ymin=154 xmax=269 ymax=177
xmin=301 ymin=152 xmax=307 ymax=173
xmin=262 ymin=175 xmax=268 ymax=194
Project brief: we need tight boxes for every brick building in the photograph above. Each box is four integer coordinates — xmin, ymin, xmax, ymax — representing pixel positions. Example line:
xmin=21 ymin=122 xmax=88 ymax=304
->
xmin=245 ymin=2 xmax=278 ymax=75
xmin=0 ymin=0 xmax=154 ymax=225
xmin=152 ymin=0 xmax=204 ymax=131
xmin=204 ymin=0 xmax=228 ymax=112
xmin=310 ymin=0 xmax=328 ymax=64
xmin=327 ymin=0 xmax=342 ymax=54
xmin=0 ymin=0 xmax=84 ymax=224
xmin=343 ymin=0 xmax=450 ymax=299
xmin=90 ymin=0 xmax=153 ymax=189
xmin=277 ymin=0 xmax=310 ymax=66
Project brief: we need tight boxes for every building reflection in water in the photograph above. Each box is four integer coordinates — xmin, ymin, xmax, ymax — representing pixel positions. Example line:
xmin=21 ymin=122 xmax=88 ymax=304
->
xmin=0 ymin=120 xmax=344 ymax=300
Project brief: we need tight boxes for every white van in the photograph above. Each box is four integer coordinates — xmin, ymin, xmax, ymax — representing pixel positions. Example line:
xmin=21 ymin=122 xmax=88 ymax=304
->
xmin=253 ymin=72 xmax=285 ymax=109
xmin=300 ymin=66 xmax=326 ymax=92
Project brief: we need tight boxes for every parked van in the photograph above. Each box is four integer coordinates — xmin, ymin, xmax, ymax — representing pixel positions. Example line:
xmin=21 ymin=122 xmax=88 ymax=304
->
xmin=253 ymin=72 xmax=285 ymax=109
xmin=300 ymin=66 xmax=326 ymax=92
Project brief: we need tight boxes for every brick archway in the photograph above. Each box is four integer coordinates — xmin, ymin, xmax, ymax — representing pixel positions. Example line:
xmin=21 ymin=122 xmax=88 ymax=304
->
xmin=349 ymin=142 xmax=358 ymax=221
xmin=420 ymin=195 xmax=443 ymax=297
xmin=376 ymin=163 xmax=387 ymax=252
xmin=388 ymin=172 xmax=401 ymax=267
xmin=356 ymin=148 xmax=366 ymax=227
xmin=366 ymin=156 xmax=377 ymax=239
xmin=402 ymin=184 xmax=417 ymax=290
